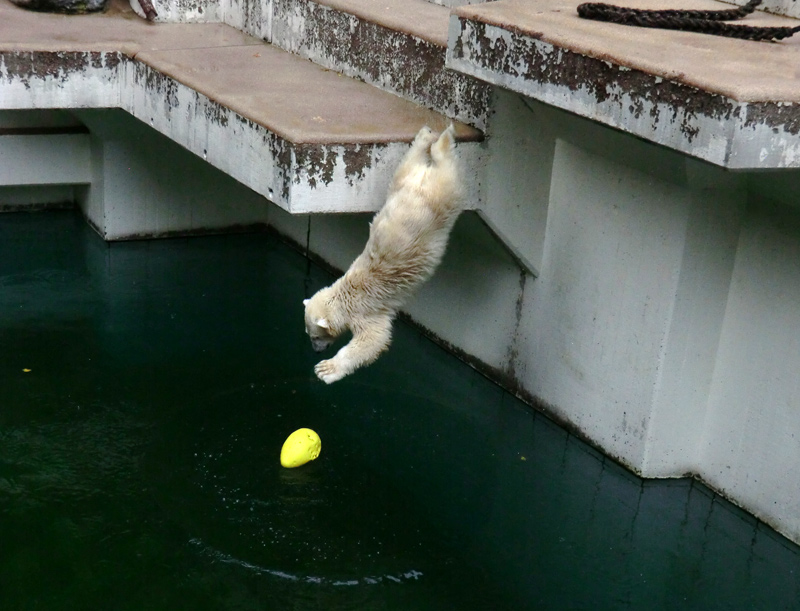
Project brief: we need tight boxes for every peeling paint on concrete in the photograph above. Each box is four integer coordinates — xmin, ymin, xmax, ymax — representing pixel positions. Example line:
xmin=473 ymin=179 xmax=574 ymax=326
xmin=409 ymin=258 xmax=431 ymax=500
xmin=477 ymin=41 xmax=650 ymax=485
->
xmin=294 ymin=141 xmax=389 ymax=191
xmin=727 ymin=0 xmax=800 ymax=19
xmin=144 ymin=0 xmax=221 ymax=22
xmin=447 ymin=16 xmax=800 ymax=169
xmin=0 ymin=51 xmax=122 ymax=109
xmin=220 ymin=0 xmax=271 ymax=39
xmin=0 ymin=51 xmax=121 ymax=90
xmin=341 ymin=142 xmax=380 ymax=184
xmin=293 ymin=143 xmax=336 ymax=189
xmin=130 ymin=61 xmax=180 ymax=117
xmin=290 ymin=141 xmax=384 ymax=192
xmin=270 ymin=0 xmax=490 ymax=129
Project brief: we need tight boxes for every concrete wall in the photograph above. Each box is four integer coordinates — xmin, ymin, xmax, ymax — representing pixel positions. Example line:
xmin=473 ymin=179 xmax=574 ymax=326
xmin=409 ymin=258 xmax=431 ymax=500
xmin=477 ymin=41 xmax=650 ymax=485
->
xmin=701 ymin=195 xmax=800 ymax=540
xmin=74 ymin=109 xmax=271 ymax=240
xmin=0 ymin=110 xmax=87 ymax=212
xmin=271 ymin=88 xmax=800 ymax=543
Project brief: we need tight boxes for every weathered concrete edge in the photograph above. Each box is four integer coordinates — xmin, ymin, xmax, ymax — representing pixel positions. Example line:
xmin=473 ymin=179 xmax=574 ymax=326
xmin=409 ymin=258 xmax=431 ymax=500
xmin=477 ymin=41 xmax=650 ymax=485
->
xmin=729 ymin=0 xmax=800 ymax=20
xmin=125 ymin=58 xmax=482 ymax=212
xmin=135 ymin=0 xmax=221 ymax=22
xmin=268 ymin=0 xmax=491 ymax=130
xmin=446 ymin=16 xmax=800 ymax=170
xmin=0 ymin=50 xmax=122 ymax=107
xmin=0 ymin=49 xmax=481 ymax=214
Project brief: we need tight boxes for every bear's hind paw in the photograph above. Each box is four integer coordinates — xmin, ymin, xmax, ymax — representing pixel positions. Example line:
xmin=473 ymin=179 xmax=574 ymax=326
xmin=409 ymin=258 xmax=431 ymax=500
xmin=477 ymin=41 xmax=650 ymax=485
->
xmin=315 ymin=359 xmax=346 ymax=384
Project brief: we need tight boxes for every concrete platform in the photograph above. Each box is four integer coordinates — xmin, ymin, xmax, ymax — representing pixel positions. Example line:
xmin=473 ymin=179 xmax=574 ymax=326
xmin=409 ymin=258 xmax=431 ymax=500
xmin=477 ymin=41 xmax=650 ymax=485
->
xmin=134 ymin=0 xmax=491 ymax=127
xmin=0 ymin=0 xmax=482 ymax=217
xmin=448 ymin=0 xmax=800 ymax=169
xmin=268 ymin=0 xmax=491 ymax=129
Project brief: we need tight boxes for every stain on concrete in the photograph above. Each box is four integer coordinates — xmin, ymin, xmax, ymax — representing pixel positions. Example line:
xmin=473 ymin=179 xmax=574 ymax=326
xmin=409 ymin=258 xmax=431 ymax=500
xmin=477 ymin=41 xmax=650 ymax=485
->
xmin=110 ymin=221 xmax=270 ymax=241
xmin=265 ymin=130 xmax=294 ymax=201
xmin=453 ymin=20 xmax=744 ymax=143
xmin=342 ymin=143 xmax=382 ymax=184
xmin=0 ymin=51 xmax=122 ymax=90
xmin=131 ymin=62 xmax=179 ymax=113
xmin=744 ymin=102 xmax=800 ymax=137
xmin=203 ymin=97 xmax=229 ymax=128
xmin=293 ymin=143 xmax=336 ymax=189
xmin=504 ymin=268 xmax=527 ymax=379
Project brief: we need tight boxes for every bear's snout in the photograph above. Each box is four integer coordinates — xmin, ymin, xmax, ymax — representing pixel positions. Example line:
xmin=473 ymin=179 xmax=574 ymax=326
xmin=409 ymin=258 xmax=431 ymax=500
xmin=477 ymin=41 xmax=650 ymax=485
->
xmin=311 ymin=338 xmax=332 ymax=352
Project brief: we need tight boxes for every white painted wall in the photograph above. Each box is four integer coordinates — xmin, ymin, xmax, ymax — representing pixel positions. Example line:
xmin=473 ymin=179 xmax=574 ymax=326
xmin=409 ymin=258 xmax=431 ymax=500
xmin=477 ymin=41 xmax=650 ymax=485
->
xmin=0 ymin=134 xmax=90 ymax=186
xmin=470 ymin=94 xmax=800 ymax=544
xmin=74 ymin=109 xmax=271 ymax=239
xmin=0 ymin=110 xmax=87 ymax=210
xmin=701 ymin=197 xmax=800 ymax=542
xmin=479 ymin=90 xmax=552 ymax=277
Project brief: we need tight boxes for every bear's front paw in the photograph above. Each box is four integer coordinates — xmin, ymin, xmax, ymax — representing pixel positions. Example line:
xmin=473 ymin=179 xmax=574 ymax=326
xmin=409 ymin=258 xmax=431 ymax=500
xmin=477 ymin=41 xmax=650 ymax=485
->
xmin=315 ymin=359 xmax=346 ymax=384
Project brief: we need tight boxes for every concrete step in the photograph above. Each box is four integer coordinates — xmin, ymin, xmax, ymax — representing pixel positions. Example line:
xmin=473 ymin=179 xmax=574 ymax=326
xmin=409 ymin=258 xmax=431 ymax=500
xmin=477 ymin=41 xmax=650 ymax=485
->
xmin=447 ymin=0 xmax=800 ymax=169
xmin=0 ymin=0 xmax=483 ymax=223
xmin=226 ymin=0 xmax=491 ymax=129
xmin=125 ymin=0 xmax=491 ymax=126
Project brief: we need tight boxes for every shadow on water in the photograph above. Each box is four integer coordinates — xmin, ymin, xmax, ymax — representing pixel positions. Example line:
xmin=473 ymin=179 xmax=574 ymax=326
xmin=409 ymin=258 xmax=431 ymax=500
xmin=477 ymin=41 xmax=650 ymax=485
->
xmin=1 ymin=210 xmax=799 ymax=610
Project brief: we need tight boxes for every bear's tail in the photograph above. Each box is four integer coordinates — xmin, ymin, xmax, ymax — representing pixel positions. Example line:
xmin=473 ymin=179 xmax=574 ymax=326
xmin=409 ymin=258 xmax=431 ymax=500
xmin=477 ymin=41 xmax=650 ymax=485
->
xmin=430 ymin=123 xmax=456 ymax=164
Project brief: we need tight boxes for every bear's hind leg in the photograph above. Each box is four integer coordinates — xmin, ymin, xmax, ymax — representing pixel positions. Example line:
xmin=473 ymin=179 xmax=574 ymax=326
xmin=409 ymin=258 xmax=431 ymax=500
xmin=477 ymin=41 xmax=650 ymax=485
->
xmin=430 ymin=123 xmax=455 ymax=164
xmin=391 ymin=126 xmax=439 ymax=190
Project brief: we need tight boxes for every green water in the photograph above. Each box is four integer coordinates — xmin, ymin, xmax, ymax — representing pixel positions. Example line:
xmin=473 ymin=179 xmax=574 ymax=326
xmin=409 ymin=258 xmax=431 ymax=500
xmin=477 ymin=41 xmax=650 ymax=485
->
xmin=1 ymin=210 xmax=798 ymax=610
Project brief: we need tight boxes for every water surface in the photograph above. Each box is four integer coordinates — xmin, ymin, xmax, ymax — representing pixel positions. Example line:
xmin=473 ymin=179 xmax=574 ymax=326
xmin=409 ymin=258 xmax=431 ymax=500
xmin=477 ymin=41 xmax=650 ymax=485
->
xmin=1 ymin=211 xmax=798 ymax=610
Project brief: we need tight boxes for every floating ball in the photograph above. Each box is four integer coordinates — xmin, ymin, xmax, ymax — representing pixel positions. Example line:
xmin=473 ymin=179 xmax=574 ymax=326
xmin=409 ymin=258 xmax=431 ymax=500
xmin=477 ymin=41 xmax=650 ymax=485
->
xmin=280 ymin=428 xmax=321 ymax=468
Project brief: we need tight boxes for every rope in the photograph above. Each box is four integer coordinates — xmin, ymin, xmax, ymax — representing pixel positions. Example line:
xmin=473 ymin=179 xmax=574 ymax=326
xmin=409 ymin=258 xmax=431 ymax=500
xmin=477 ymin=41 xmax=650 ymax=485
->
xmin=577 ymin=0 xmax=800 ymax=41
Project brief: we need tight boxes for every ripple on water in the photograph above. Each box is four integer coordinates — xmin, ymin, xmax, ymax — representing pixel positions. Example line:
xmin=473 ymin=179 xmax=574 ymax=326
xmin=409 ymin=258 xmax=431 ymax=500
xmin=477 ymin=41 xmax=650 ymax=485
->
xmin=144 ymin=379 xmax=478 ymax=589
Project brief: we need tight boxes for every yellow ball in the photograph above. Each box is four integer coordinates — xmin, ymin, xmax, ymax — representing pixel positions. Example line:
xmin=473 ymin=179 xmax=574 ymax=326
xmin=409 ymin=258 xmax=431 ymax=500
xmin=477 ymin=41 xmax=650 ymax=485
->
xmin=280 ymin=428 xmax=321 ymax=468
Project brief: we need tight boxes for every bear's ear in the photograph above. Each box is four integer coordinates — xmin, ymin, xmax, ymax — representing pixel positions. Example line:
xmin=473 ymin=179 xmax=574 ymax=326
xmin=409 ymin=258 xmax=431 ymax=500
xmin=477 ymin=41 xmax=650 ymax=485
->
xmin=303 ymin=299 xmax=310 ymax=306
xmin=316 ymin=318 xmax=330 ymax=329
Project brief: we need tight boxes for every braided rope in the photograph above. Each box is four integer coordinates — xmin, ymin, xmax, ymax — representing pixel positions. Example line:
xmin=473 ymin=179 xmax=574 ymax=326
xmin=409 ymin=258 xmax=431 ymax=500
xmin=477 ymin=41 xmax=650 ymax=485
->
xmin=577 ymin=0 xmax=800 ymax=41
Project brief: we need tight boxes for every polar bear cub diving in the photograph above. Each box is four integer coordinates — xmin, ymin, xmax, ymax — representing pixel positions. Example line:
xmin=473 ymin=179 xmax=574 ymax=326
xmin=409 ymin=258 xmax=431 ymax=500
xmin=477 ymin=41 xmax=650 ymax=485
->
xmin=303 ymin=124 xmax=463 ymax=384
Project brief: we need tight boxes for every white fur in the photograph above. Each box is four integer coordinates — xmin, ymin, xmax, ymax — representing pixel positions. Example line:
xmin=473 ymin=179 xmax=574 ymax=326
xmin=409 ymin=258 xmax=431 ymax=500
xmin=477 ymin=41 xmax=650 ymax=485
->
xmin=304 ymin=124 xmax=463 ymax=383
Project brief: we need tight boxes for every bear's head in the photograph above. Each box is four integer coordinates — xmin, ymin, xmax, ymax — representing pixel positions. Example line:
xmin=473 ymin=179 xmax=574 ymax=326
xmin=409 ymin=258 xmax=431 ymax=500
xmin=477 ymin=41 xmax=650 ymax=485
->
xmin=303 ymin=290 xmax=338 ymax=353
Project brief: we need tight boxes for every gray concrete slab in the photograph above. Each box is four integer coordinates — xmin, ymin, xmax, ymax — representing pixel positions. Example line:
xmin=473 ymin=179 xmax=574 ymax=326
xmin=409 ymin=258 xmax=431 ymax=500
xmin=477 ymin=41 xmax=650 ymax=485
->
xmin=448 ymin=0 xmax=800 ymax=168
xmin=312 ymin=0 xmax=451 ymax=46
xmin=0 ymin=0 xmax=482 ymax=216
xmin=136 ymin=44 xmax=477 ymax=144
xmin=254 ymin=0 xmax=491 ymax=128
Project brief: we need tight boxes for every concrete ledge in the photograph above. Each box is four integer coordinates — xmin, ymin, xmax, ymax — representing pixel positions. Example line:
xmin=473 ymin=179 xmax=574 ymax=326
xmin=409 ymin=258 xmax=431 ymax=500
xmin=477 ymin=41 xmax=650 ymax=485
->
xmin=730 ymin=0 xmax=800 ymax=19
xmin=268 ymin=0 xmax=491 ymax=129
xmin=448 ymin=0 xmax=800 ymax=169
xmin=130 ymin=0 xmax=491 ymax=126
xmin=0 ymin=0 xmax=483 ymax=215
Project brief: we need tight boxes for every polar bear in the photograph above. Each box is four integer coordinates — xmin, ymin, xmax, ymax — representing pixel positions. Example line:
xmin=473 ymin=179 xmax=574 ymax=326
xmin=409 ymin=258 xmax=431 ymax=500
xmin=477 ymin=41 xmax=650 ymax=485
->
xmin=303 ymin=124 xmax=463 ymax=384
